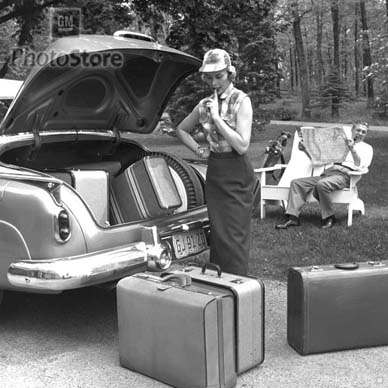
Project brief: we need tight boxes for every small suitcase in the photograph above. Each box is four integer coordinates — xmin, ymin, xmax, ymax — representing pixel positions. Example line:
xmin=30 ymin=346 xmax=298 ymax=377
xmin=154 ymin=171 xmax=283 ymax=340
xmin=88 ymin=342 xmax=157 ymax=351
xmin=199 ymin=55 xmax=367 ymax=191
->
xmin=287 ymin=261 xmax=388 ymax=355
xmin=49 ymin=169 xmax=109 ymax=225
xmin=166 ymin=263 xmax=265 ymax=374
xmin=117 ymin=273 xmax=237 ymax=388
xmin=111 ymin=156 xmax=181 ymax=223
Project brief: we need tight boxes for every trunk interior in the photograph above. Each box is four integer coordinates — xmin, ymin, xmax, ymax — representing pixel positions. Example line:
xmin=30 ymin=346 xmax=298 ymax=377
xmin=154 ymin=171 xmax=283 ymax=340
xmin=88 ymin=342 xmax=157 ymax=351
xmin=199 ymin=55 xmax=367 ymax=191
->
xmin=0 ymin=135 xmax=205 ymax=226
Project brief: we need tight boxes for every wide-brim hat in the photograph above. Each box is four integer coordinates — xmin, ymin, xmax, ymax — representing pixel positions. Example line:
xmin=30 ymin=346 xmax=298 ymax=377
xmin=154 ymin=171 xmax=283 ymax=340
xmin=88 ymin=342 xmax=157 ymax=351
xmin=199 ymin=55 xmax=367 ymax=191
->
xmin=199 ymin=49 xmax=232 ymax=73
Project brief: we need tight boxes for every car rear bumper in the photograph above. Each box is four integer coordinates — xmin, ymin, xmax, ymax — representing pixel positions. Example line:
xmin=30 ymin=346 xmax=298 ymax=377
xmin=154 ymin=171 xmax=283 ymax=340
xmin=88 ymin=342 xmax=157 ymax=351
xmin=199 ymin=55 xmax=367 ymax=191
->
xmin=7 ymin=241 xmax=167 ymax=292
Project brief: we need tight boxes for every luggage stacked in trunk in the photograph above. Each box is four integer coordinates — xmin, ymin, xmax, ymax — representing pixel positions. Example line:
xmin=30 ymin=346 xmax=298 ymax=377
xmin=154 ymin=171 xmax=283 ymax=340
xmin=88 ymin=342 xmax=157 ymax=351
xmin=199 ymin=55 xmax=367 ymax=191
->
xmin=49 ymin=169 xmax=110 ymax=225
xmin=111 ymin=155 xmax=181 ymax=223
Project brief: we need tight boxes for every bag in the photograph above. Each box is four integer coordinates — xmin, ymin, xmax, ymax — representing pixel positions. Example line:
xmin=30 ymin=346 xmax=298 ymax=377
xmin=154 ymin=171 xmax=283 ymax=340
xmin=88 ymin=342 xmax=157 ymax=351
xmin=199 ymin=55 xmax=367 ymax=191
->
xmin=164 ymin=263 xmax=265 ymax=374
xmin=288 ymin=261 xmax=388 ymax=355
xmin=117 ymin=273 xmax=237 ymax=388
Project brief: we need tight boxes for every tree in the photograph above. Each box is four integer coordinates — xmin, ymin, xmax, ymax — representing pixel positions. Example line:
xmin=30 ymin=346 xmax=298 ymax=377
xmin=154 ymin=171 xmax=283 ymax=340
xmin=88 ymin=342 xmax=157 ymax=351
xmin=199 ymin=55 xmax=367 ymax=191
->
xmin=0 ymin=1 xmax=64 ymax=78
xmin=354 ymin=2 xmax=360 ymax=96
xmin=290 ymin=0 xmax=311 ymax=118
xmin=132 ymin=0 xmax=278 ymax=124
xmin=359 ymin=0 xmax=374 ymax=106
xmin=311 ymin=0 xmax=324 ymax=87
xmin=330 ymin=0 xmax=340 ymax=118
xmin=0 ymin=1 xmax=134 ymax=79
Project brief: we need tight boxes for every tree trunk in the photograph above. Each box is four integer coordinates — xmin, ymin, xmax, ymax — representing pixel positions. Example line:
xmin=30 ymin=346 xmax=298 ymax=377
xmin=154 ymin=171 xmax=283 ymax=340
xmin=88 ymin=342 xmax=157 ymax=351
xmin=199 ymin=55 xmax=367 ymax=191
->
xmin=360 ymin=0 xmax=374 ymax=106
xmin=385 ymin=0 xmax=388 ymax=38
xmin=313 ymin=0 xmax=324 ymax=87
xmin=291 ymin=1 xmax=310 ymax=118
xmin=289 ymin=47 xmax=294 ymax=91
xmin=354 ymin=2 xmax=360 ymax=97
xmin=331 ymin=0 xmax=340 ymax=118
xmin=331 ymin=0 xmax=340 ymax=72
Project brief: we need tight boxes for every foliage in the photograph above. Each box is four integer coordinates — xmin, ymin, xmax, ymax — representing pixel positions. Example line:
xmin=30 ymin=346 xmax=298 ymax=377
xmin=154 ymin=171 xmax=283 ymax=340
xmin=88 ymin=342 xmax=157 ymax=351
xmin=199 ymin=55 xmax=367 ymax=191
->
xmin=364 ymin=31 xmax=388 ymax=109
xmin=76 ymin=0 xmax=132 ymax=35
xmin=132 ymin=0 xmax=279 ymax=124
xmin=275 ymin=0 xmax=388 ymax=110
xmin=315 ymin=69 xmax=351 ymax=117
xmin=0 ymin=0 xmax=134 ymax=79
xmin=255 ymin=106 xmax=297 ymax=123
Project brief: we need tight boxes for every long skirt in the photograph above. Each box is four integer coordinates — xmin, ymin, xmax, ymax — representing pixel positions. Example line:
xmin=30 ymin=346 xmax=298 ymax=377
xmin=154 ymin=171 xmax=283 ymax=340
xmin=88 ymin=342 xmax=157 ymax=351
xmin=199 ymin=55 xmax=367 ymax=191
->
xmin=206 ymin=151 xmax=254 ymax=276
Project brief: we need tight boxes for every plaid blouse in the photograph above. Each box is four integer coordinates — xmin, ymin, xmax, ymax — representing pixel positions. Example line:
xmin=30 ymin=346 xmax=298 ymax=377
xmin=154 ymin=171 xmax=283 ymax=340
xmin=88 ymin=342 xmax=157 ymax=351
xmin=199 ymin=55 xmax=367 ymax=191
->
xmin=198 ymin=84 xmax=247 ymax=152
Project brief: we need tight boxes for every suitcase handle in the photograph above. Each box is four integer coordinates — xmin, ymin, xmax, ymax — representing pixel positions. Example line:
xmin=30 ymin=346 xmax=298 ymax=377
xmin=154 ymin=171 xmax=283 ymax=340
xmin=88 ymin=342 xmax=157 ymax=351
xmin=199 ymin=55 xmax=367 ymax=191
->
xmin=201 ymin=263 xmax=222 ymax=277
xmin=334 ymin=262 xmax=359 ymax=270
xmin=161 ymin=273 xmax=192 ymax=287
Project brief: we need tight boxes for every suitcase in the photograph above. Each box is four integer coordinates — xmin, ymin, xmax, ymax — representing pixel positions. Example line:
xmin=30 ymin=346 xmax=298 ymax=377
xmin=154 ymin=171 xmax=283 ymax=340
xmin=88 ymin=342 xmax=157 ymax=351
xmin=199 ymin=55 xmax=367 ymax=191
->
xmin=49 ymin=169 xmax=109 ymax=225
xmin=287 ymin=261 xmax=388 ymax=355
xmin=166 ymin=263 xmax=265 ymax=374
xmin=117 ymin=273 xmax=237 ymax=388
xmin=111 ymin=156 xmax=181 ymax=223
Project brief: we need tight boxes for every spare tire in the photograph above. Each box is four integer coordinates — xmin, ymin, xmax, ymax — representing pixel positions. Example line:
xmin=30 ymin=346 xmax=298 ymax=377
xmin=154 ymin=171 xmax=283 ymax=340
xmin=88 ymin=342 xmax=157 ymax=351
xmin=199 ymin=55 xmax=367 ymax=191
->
xmin=147 ymin=152 xmax=205 ymax=211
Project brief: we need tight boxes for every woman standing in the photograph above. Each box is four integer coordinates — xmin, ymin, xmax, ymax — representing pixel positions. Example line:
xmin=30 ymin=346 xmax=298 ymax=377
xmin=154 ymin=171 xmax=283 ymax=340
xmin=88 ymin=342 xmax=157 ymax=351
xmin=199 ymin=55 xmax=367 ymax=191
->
xmin=176 ymin=48 xmax=254 ymax=276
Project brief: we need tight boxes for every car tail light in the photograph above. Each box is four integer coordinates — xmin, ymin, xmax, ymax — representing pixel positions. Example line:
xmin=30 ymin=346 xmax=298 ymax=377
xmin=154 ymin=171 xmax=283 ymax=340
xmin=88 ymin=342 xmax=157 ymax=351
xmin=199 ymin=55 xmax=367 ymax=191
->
xmin=56 ymin=210 xmax=71 ymax=241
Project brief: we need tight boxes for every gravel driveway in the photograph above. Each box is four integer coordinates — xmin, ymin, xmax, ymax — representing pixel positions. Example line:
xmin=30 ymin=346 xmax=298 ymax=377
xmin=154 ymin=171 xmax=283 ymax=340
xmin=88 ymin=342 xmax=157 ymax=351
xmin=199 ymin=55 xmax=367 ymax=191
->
xmin=1 ymin=279 xmax=388 ymax=388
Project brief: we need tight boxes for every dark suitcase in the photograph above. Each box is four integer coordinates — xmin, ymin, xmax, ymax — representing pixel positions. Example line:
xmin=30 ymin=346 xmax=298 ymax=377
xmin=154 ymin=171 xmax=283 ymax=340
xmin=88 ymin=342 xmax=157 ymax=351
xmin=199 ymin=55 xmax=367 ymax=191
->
xmin=287 ymin=261 xmax=388 ymax=355
xmin=166 ymin=264 xmax=265 ymax=374
xmin=111 ymin=156 xmax=181 ymax=223
xmin=49 ymin=169 xmax=110 ymax=225
xmin=117 ymin=273 xmax=237 ymax=388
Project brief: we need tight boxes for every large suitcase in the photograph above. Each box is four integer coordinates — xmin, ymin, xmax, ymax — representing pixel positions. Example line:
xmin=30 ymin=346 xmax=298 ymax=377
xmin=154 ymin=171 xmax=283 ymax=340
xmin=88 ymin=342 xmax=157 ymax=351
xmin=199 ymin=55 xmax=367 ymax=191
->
xmin=166 ymin=264 xmax=265 ymax=374
xmin=111 ymin=156 xmax=181 ymax=223
xmin=287 ymin=261 xmax=388 ymax=355
xmin=117 ymin=273 xmax=237 ymax=388
xmin=49 ymin=169 xmax=109 ymax=225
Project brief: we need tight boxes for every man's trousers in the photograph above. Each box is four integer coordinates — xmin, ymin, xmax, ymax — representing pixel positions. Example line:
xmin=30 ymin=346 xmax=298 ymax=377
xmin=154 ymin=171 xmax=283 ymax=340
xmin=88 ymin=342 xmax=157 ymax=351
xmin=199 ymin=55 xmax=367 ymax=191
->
xmin=286 ymin=166 xmax=351 ymax=219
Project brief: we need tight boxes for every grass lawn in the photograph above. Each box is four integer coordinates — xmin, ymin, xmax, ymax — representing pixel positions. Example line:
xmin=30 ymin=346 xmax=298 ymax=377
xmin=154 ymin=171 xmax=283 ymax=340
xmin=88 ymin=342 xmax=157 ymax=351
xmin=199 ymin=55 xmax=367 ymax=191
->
xmin=249 ymin=124 xmax=388 ymax=280
xmin=135 ymin=123 xmax=388 ymax=280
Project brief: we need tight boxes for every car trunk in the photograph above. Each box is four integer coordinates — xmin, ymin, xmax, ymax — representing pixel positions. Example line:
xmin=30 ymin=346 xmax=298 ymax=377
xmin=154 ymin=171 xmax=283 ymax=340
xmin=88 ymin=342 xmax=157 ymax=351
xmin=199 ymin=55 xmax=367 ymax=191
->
xmin=0 ymin=132 xmax=205 ymax=226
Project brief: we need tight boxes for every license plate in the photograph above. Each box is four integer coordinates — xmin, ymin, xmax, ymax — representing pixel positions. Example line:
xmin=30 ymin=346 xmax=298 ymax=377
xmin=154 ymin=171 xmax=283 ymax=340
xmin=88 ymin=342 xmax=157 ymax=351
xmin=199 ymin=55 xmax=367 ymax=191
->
xmin=172 ymin=229 xmax=208 ymax=259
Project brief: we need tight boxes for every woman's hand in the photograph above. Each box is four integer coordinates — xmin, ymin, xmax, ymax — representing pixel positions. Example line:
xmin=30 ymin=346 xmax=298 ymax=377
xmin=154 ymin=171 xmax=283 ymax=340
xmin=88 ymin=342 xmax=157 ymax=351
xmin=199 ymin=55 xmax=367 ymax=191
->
xmin=205 ymin=90 xmax=219 ymax=120
xmin=196 ymin=146 xmax=210 ymax=159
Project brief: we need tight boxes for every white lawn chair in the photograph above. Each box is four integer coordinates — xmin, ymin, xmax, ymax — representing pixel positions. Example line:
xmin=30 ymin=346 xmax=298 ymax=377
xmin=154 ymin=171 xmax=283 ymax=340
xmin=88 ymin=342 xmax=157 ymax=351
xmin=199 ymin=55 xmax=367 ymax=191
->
xmin=0 ymin=79 xmax=23 ymax=99
xmin=254 ymin=128 xmax=367 ymax=226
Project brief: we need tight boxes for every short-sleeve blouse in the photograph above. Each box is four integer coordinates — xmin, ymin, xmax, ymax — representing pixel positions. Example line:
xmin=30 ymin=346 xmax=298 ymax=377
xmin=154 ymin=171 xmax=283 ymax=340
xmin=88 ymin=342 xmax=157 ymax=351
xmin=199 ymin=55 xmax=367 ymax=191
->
xmin=197 ymin=83 xmax=247 ymax=152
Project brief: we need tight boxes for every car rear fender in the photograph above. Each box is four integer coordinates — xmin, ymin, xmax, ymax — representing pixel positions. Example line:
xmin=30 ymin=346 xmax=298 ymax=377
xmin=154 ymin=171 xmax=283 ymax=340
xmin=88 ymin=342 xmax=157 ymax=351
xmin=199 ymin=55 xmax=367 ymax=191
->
xmin=0 ymin=179 xmax=88 ymax=259
xmin=0 ymin=220 xmax=30 ymax=287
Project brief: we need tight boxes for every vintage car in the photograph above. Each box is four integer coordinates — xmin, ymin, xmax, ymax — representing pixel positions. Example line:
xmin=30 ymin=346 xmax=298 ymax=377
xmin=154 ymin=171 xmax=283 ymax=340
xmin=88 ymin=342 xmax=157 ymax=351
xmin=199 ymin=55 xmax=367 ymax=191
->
xmin=0 ymin=34 xmax=209 ymax=305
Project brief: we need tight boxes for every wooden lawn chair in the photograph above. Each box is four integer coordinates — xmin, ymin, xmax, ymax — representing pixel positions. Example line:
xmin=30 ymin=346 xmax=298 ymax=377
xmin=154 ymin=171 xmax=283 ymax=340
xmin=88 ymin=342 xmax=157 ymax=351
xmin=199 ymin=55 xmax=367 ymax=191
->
xmin=254 ymin=127 xmax=367 ymax=226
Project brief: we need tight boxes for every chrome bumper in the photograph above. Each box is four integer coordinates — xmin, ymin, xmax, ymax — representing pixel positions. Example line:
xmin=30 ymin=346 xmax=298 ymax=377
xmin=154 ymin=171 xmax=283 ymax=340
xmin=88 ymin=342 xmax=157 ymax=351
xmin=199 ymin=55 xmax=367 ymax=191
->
xmin=7 ymin=241 xmax=168 ymax=292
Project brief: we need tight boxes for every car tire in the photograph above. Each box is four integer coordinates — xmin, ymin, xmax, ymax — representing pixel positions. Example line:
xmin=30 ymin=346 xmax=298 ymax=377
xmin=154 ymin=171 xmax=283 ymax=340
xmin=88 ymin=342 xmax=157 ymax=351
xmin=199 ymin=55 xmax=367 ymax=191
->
xmin=147 ymin=152 xmax=205 ymax=211
xmin=0 ymin=290 xmax=3 ymax=306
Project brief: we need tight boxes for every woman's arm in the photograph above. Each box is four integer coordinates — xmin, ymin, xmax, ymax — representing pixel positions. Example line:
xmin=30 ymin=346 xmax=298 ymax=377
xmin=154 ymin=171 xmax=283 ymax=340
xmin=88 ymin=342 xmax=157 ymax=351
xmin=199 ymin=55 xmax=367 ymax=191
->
xmin=176 ymin=106 xmax=208 ymax=158
xmin=211 ymin=96 xmax=253 ymax=155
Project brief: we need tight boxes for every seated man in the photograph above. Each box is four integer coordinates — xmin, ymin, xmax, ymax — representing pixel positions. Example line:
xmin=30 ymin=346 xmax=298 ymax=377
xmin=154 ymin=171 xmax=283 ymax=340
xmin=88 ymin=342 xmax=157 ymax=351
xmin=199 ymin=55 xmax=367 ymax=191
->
xmin=275 ymin=121 xmax=373 ymax=229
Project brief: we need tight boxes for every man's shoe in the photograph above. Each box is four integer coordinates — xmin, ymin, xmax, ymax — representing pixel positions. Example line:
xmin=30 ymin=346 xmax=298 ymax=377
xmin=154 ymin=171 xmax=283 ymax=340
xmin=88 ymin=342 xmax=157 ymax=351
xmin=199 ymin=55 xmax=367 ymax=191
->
xmin=275 ymin=216 xmax=300 ymax=229
xmin=321 ymin=216 xmax=336 ymax=229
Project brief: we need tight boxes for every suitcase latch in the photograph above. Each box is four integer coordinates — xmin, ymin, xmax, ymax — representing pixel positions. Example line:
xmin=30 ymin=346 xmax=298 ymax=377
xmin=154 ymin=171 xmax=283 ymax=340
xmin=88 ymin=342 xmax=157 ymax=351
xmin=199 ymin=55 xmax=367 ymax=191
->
xmin=157 ymin=285 xmax=172 ymax=291
xmin=368 ymin=261 xmax=385 ymax=267
xmin=309 ymin=265 xmax=323 ymax=272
